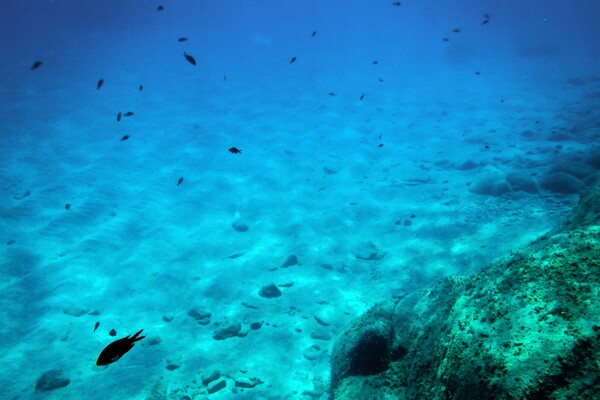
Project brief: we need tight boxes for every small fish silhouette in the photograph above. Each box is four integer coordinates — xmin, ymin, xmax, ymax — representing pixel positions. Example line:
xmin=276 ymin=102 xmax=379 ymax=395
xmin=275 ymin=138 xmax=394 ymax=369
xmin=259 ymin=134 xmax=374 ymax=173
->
xmin=359 ymin=94 xmax=365 ymax=101
xmin=289 ymin=56 xmax=297 ymax=64
xmin=177 ymin=177 xmax=184 ymax=186
xmin=392 ymin=2 xmax=401 ymax=6
xmin=124 ymin=112 xmax=134 ymax=117
xmin=65 ymin=203 xmax=71 ymax=210
xmin=94 ymin=321 xmax=100 ymax=332
xmin=311 ymin=31 xmax=317 ymax=37
xmin=157 ymin=5 xmax=164 ymax=12
xmin=452 ymin=28 xmax=461 ymax=33
xmin=120 ymin=135 xmax=129 ymax=141
xmin=228 ymin=147 xmax=242 ymax=154
xmin=178 ymin=37 xmax=188 ymax=42
xmin=96 ymin=329 xmax=145 ymax=366
xmin=97 ymin=79 xmax=104 ymax=90
xmin=372 ymin=61 xmax=379 ymax=65
xmin=328 ymin=92 xmax=336 ymax=96
xmin=139 ymin=85 xmax=143 ymax=92
xmin=184 ymin=52 xmax=197 ymax=65
xmin=31 ymin=61 xmax=42 ymax=70
xmin=117 ymin=112 xmax=122 ymax=122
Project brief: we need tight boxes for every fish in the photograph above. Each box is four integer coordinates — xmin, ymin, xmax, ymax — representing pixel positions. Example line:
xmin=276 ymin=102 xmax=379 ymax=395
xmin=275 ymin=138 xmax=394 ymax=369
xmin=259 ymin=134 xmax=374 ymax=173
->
xmin=224 ymin=75 xmax=227 ymax=81
xmin=392 ymin=1 xmax=401 ymax=6
xmin=139 ymin=85 xmax=143 ymax=92
xmin=117 ymin=112 xmax=122 ymax=122
xmin=177 ymin=177 xmax=184 ymax=186
xmin=157 ymin=5 xmax=164 ymax=12
xmin=228 ymin=147 xmax=242 ymax=154
xmin=482 ymin=14 xmax=490 ymax=25
xmin=65 ymin=203 xmax=71 ymax=210
xmin=124 ymin=112 xmax=134 ymax=117
xmin=452 ymin=28 xmax=461 ymax=33
xmin=359 ymin=94 xmax=365 ymax=101
xmin=178 ymin=37 xmax=188 ymax=42
xmin=311 ymin=31 xmax=317 ymax=37
xmin=120 ymin=135 xmax=129 ymax=141
xmin=372 ymin=61 xmax=379 ymax=64
xmin=328 ymin=92 xmax=336 ymax=96
xmin=378 ymin=78 xmax=384 ymax=82
xmin=94 ymin=321 xmax=100 ymax=332
xmin=31 ymin=61 xmax=42 ymax=70
xmin=442 ymin=37 xmax=450 ymax=42
xmin=184 ymin=52 xmax=197 ymax=65
xmin=289 ymin=56 xmax=297 ymax=64
xmin=97 ymin=79 xmax=104 ymax=90
xmin=96 ymin=329 xmax=145 ymax=366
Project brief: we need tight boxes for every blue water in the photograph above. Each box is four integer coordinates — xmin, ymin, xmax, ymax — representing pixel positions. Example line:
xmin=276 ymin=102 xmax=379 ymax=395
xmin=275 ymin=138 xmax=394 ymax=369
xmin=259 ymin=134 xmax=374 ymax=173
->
xmin=1 ymin=1 xmax=599 ymax=399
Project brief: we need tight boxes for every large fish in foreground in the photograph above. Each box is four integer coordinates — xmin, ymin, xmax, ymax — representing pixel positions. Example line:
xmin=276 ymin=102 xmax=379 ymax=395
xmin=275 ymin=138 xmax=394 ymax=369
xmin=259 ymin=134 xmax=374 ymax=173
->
xmin=96 ymin=329 xmax=145 ymax=366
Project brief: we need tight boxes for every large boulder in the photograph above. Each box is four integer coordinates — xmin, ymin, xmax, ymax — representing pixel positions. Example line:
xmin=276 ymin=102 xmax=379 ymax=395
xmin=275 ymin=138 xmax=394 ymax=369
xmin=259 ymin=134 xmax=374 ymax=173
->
xmin=331 ymin=180 xmax=600 ymax=399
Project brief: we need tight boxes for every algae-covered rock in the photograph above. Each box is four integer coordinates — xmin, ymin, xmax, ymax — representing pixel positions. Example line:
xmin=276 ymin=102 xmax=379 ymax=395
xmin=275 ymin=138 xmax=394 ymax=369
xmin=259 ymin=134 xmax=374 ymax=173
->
xmin=331 ymin=180 xmax=600 ymax=399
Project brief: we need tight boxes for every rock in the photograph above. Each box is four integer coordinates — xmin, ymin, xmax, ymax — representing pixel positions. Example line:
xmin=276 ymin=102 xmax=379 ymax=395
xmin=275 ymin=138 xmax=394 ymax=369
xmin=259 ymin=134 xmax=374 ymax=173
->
xmin=232 ymin=222 xmax=249 ymax=232
xmin=259 ymin=283 xmax=282 ymax=298
xmin=506 ymin=171 xmax=540 ymax=193
xmin=281 ymin=254 xmax=299 ymax=268
xmin=202 ymin=370 xmax=221 ymax=386
xmin=456 ymin=160 xmax=478 ymax=170
xmin=468 ymin=171 xmax=511 ymax=196
xmin=354 ymin=241 xmax=386 ymax=261
xmin=207 ymin=379 xmax=226 ymax=394
xmin=540 ymin=172 xmax=583 ymax=194
xmin=314 ymin=314 xmax=330 ymax=326
xmin=330 ymin=304 xmax=394 ymax=393
xmin=188 ymin=308 xmax=211 ymax=325
xmin=234 ymin=376 xmax=264 ymax=388
xmin=250 ymin=321 xmax=263 ymax=330
xmin=62 ymin=305 xmax=88 ymax=317
xmin=35 ymin=370 xmax=70 ymax=392
xmin=109 ymin=329 xmax=117 ymax=336
xmin=213 ymin=320 xmax=242 ymax=340
xmin=310 ymin=329 xmax=331 ymax=341
xmin=162 ymin=312 xmax=174 ymax=322
xmin=303 ymin=345 xmax=323 ymax=361
xmin=330 ymin=181 xmax=600 ymax=399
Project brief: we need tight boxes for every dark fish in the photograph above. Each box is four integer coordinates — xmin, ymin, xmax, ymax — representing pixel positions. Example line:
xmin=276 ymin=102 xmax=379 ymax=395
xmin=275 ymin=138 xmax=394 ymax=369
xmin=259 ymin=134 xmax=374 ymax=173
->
xmin=482 ymin=14 xmax=490 ymax=25
xmin=378 ymin=78 xmax=384 ymax=82
xmin=65 ymin=203 xmax=71 ymax=210
xmin=157 ymin=5 xmax=164 ymax=12
xmin=96 ymin=329 xmax=145 ymax=366
xmin=328 ymin=92 xmax=336 ymax=96
xmin=124 ymin=111 xmax=134 ymax=117
xmin=178 ymin=37 xmax=188 ymax=42
xmin=289 ymin=56 xmax=297 ymax=64
xmin=120 ymin=135 xmax=129 ymax=141
xmin=378 ymin=143 xmax=384 ymax=148
xmin=372 ymin=60 xmax=379 ymax=64
xmin=359 ymin=94 xmax=365 ymax=101
xmin=311 ymin=31 xmax=317 ymax=37
xmin=183 ymin=52 xmax=197 ymax=65
xmin=139 ymin=85 xmax=143 ymax=92
xmin=224 ymin=75 xmax=227 ymax=81
xmin=452 ymin=28 xmax=461 ymax=33
xmin=177 ymin=177 xmax=184 ymax=186
xmin=97 ymin=79 xmax=104 ymax=90
xmin=94 ymin=321 xmax=100 ymax=332
xmin=474 ymin=71 xmax=480 ymax=75
xmin=392 ymin=1 xmax=401 ymax=6
xmin=228 ymin=147 xmax=242 ymax=154
xmin=117 ymin=112 xmax=122 ymax=122
xmin=109 ymin=329 xmax=117 ymax=336
xmin=442 ymin=37 xmax=450 ymax=42
xmin=31 ymin=61 xmax=42 ymax=70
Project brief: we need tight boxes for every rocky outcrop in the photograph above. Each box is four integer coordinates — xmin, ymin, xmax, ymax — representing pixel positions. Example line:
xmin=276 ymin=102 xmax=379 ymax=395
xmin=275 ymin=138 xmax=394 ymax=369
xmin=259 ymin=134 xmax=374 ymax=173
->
xmin=331 ymin=180 xmax=600 ymax=399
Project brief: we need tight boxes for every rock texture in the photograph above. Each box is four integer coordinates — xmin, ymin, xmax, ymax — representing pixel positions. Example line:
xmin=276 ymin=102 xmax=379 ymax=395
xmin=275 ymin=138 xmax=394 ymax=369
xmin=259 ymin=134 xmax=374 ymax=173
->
xmin=331 ymin=180 xmax=600 ymax=399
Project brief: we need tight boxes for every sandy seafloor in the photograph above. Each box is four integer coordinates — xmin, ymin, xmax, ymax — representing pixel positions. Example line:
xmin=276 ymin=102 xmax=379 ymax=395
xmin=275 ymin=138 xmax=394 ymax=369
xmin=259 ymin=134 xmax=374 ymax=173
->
xmin=1 ymin=53 xmax=599 ymax=399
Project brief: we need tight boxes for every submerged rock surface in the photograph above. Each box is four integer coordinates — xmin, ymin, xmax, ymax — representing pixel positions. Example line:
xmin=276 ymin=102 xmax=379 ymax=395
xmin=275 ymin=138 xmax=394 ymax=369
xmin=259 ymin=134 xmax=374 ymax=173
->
xmin=331 ymin=181 xmax=600 ymax=399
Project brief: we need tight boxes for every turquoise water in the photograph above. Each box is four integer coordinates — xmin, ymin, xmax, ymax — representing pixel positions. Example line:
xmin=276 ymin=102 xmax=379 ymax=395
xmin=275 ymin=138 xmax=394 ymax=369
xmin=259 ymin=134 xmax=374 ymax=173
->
xmin=1 ymin=1 xmax=599 ymax=399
